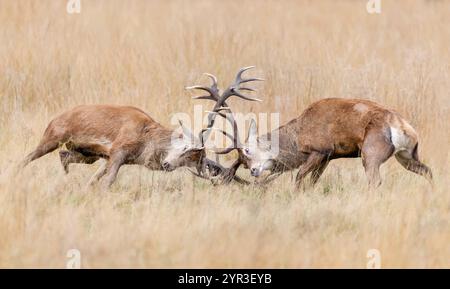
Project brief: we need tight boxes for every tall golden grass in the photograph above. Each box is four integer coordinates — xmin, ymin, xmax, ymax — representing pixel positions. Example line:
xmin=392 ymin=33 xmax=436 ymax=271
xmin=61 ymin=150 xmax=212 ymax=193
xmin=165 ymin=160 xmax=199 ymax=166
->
xmin=0 ymin=0 xmax=449 ymax=268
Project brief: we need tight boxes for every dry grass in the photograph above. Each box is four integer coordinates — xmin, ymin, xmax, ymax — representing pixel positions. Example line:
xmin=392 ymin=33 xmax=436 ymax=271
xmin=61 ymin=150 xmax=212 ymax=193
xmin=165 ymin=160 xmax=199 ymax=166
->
xmin=0 ymin=0 xmax=449 ymax=268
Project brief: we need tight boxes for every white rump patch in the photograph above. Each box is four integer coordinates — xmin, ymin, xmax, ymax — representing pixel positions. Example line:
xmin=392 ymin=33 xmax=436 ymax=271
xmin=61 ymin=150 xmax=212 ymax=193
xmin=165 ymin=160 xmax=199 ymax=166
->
xmin=390 ymin=127 xmax=413 ymax=153
xmin=353 ymin=103 xmax=369 ymax=113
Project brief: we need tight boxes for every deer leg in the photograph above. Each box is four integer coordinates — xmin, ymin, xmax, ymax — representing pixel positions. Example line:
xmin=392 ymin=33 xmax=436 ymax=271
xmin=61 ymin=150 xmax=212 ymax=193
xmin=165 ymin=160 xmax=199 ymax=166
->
xmin=295 ymin=152 xmax=326 ymax=189
xmin=231 ymin=175 xmax=250 ymax=185
xmin=87 ymin=160 xmax=108 ymax=186
xmin=221 ymin=159 xmax=242 ymax=184
xmin=101 ymin=151 xmax=127 ymax=189
xmin=361 ymin=128 xmax=395 ymax=189
xmin=59 ymin=150 xmax=100 ymax=174
xmin=59 ymin=150 xmax=75 ymax=174
xmin=395 ymin=149 xmax=433 ymax=184
xmin=310 ymin=159 xmax=329 ymax=185
xmin=21 ymin=139 xmax=60 ymax=169
xmin=257 ymin=172 xmax=283 ymax=185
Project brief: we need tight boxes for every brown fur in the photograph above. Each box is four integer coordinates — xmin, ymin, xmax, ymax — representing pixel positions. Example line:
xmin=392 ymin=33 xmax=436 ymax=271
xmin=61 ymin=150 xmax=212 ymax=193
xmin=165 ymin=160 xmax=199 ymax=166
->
xmin=242 ymin=98 xmax=433 ymax=188
xmin=21 ymin=105 xmax=203 ymax=187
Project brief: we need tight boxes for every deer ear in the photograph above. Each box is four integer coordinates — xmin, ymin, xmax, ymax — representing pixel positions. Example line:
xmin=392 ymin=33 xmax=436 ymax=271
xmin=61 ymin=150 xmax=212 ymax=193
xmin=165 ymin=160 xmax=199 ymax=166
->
xmin=178 ymin=119 xmax=195 ymax=140
xmin=248 ymin=119 xmax=258 ymax=146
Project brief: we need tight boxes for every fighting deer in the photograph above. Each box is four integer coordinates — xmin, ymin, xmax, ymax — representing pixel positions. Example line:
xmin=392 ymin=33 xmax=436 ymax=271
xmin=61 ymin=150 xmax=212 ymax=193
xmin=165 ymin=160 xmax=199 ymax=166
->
xmin=21 ymin=105 xmax=213 ymax=188
xmin=20 ymin=66 xmax=263 ymax=188
xmin=224 ymin=98 xmax=433 ymax=189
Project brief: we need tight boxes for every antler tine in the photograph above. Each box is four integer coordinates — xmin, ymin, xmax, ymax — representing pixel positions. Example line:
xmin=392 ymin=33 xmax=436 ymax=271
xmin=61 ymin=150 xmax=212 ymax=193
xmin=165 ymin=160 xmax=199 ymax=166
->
xmin=192 ymin=95 xmax=217 ymax=101
xmin=197 ymin=112 xmax=241 ymax=162
xmin=185 ymin=85 xmax=210 ymax=91
xmin=186 ymin=85 xmax=217 ymax=101
xmin=213 ymin=147 xmax=236 ymax=155
xmin=186 ymin=72 xmax=220 ymax=101
xmin=231 ymin=90 xmax=262 ymax=102
xmin=235 ymin=66 xmax=256 ymax=82
xmin=234 ymin=66 xmax=264 ymax=86
xmin=198 ymin=119 xmax=235 ymax=146
xmin=206 ymin=110 xmax=241 ymax=145
xmin=239 ymin=77 xmax=265 ymax=84
xmin=238 ymin=87 xmax=257 ymax=92
xmin=206 ymin=107 xmax=231 ymax=115
xmin=198 ymin=126 xmax=219 ymax=147
xmin=217 ymin=66 xmax=264 ymax=105
xmin=204 ymin=73 xmax=218 ymax=90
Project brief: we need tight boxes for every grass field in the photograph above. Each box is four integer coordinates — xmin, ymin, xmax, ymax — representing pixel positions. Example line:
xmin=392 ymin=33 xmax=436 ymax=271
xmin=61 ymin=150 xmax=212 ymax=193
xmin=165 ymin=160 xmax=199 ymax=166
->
xmin=0 ymin=0 xmax=449 ymax=268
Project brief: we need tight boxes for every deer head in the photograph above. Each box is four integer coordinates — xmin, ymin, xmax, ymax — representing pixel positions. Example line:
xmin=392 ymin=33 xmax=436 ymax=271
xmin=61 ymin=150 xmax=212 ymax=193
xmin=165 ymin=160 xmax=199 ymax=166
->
xmin=239 ymin=119 xmax=278 ymax=177
xmin=161 ymin=120 xmax=205 ymax=172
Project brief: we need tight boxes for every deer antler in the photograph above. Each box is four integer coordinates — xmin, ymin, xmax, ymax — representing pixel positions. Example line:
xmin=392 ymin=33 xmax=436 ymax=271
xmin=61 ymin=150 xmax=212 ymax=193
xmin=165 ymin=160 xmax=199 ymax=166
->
xmin=186 ymin=73 xmax=220 ymax=101
xmin=186 ymin=66 xmax=263 ymax=184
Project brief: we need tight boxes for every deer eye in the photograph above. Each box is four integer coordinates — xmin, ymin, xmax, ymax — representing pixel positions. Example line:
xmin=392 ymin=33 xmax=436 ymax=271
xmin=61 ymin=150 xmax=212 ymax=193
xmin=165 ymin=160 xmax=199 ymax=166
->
xmin=244 ymin=148 xmax=250 ymax=155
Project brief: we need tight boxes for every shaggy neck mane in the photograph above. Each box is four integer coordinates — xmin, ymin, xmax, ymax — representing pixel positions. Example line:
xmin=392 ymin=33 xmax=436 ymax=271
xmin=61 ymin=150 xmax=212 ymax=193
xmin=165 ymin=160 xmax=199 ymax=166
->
xmin=261 ymin=124 xmax=303 ymax=172
xmin=140 ymin=122 xmax=175 ymax=168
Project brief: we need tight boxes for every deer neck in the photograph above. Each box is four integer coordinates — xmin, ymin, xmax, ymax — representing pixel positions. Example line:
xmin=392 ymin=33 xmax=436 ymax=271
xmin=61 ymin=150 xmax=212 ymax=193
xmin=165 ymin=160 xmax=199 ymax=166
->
xmin=263 ymin=128 xmax=305 ymax=173
xmin=139 ymin=127 xmax=174 ymax=169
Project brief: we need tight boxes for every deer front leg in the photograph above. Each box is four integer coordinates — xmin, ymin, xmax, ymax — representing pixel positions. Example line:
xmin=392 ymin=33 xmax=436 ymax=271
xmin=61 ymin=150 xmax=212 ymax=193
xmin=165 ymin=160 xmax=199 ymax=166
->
xmin=310 ymin=159 xmax=329 ymax=185
xmin=220 ymin=159 xmax=242 ymax=185
xmin=101 ymin=151 xmax=128 ymax=189
xmin=87 ymin=160 xmax=108 ymax=186
xmin=295 ymin=152 xmax=326 ymax=189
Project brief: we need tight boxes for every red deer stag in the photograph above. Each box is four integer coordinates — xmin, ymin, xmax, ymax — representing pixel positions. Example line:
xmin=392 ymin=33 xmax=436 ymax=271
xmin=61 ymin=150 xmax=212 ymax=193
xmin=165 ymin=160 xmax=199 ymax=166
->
xmin=21 ymin=105 xmax=214 ymax=188
xmin=214 ymin=98 xmax=433 ymax=189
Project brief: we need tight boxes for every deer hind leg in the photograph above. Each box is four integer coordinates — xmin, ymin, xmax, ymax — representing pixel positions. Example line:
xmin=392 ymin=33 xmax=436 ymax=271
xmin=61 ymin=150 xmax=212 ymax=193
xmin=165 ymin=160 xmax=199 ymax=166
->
xmin=395 ymin=146 xmax=433 ymax=184
xmin=361 ymin=128 xmax=395 ymax=189
xmin=295 ymin=152 xmax=326 ymax=189
xmin=21 ymin=121 xmax=68 ymax=169
xmin=21 ymin=139 xmax=61 ymax=169
xmin=59 ymin=150 xmax=100 ymax=174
